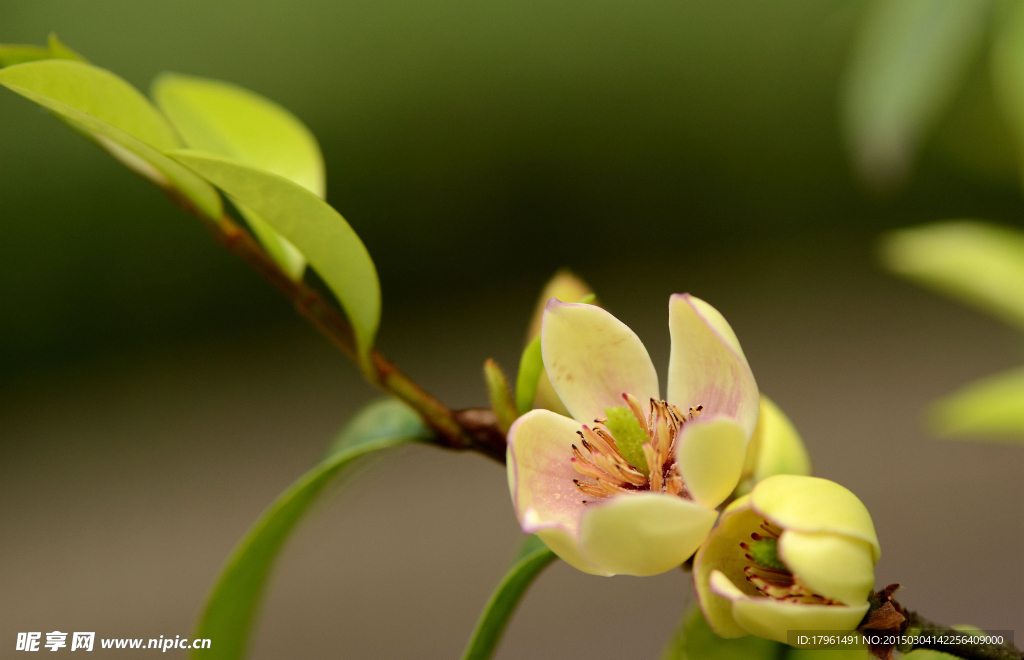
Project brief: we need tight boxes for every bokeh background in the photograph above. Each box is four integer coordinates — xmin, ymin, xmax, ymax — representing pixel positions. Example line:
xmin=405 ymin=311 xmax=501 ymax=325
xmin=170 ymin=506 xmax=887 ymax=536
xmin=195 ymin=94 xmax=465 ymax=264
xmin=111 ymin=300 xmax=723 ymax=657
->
xmin=1 ymin=0 xmax=1022 ymax=657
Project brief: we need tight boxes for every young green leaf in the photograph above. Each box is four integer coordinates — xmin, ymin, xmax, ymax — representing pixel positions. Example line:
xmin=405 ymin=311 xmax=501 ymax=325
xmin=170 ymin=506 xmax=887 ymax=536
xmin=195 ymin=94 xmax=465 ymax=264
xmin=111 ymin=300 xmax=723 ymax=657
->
xmin=460 ymin=536 xmax=556 ymax=660
xmin=169 ymin=151 xmax=381 ymax=363
xmin=880 ymin=221 xmax=1024 ymax=330
xmin=842 ymin=0 xmax=991 ymax=188
xmin=484 ymin=358 xmax=518 ymax=433
xmin=929 ymin=367 xmax=1024 ymax=441
xmin=0 ymin=33 xmax=85 ymax=67
xmin=660 ymin=606 xmax=785 ymax=660
xmin=0 ymin=60 xmax=222 ymax=218
xmin=152 ymin=74 xmax=326 ymax=280
xmin=192 ymin=398 xmax=432 ymax=660
xmin=514 ymin=335 xmax=544 ymax=415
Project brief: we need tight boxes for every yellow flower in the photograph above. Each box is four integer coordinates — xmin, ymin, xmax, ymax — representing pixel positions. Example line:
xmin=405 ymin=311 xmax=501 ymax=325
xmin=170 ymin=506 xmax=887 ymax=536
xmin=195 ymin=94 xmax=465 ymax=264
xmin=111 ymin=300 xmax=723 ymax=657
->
xmin=507 ymin=294 xmax=759 ymax=576
xmin=694 ymin=475 xmax=880 ymax=643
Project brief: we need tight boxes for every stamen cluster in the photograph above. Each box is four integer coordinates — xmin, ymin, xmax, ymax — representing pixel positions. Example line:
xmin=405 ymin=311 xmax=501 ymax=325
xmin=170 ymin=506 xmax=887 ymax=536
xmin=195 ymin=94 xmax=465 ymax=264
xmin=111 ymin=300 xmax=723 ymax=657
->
xmin=570 ymin=394 xmax=702 ymax=503
xmin=741 ymin=520 xmax=836 ymax=605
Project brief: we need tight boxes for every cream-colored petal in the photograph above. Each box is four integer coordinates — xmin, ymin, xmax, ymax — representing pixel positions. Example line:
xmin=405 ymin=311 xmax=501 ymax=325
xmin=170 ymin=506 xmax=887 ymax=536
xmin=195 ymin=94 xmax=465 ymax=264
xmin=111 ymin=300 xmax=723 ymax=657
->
xmin=667 ymin=295 xmax=759 ymax=436
xmin=524 ymin=513 xmax=610 ymax=576
xmin=579 ymin=493 xmax=717 ymax=577
xmin=710 ymin=570 xmax=870 ymax=643
xmin=676 ymin=417 xmax=748 ymax=508
xmin=751 ymin=475 xmax=880 ymax=562
xmin=778 ymin=531 xmax=875 ymax=606
xmin=541 ymin=300 xmax=659 ymax=423
xmin=533 ymin=368 xmax=571 ymax=416
xmin=751 ymin=395 xmax=812 ymax=482
xmin=692 ymin=499 xmax=761 ymax=638
xmin=527 ymin=269 xmax=594 ymax=339
xmin=710 ymin=572 xmax=869 ymax=644
xmin=506 ymin=409 xmax=586 ymax=532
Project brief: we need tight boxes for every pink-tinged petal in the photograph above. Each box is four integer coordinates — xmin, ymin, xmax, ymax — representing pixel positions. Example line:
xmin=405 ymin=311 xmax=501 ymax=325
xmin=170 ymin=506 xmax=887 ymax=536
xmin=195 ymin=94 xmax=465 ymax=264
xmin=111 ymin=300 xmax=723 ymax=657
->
xmin=667 ymin=294 xmax=759 ymax=437
xmin=507 ymin=408 xmax=614 ymax=574
xmin=541 ymin=300 xmax=659 ymax=423
xmin=507 ymin=409 xmax=584 ymax=530
xmin=578 ymin=493 xmax=718 ymax=576
xmin=676 ymin=417 xmax=748 ymax=508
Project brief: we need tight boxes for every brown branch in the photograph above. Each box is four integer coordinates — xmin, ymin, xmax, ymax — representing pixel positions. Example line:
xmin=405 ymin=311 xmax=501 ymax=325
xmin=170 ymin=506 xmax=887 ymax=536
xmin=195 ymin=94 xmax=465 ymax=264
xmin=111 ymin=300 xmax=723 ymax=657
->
xmin=904 ymin=611 xmax=1022 ymax=660
xmin=168 ymin=188 xmax=506 ymax=462
xmin=861 ymin=587 xmax=1021 ymax=660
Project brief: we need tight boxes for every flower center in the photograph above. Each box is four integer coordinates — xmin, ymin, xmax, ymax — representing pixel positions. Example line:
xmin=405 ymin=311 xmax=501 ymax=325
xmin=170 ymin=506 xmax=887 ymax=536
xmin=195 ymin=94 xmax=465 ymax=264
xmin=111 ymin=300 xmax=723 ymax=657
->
xmin=741 ymin=520 xmax=836 ymax=605
xmin=570 ymin=393 xmax=702 ymax=504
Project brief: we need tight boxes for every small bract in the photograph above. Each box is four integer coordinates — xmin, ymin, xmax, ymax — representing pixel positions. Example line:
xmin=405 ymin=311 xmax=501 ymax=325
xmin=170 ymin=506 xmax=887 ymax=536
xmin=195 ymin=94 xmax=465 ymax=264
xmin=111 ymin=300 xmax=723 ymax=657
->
xmin=506 ymin=294 xmax=760 ymax=576
xmin=694 ymin=475 xmax=880 ymax=643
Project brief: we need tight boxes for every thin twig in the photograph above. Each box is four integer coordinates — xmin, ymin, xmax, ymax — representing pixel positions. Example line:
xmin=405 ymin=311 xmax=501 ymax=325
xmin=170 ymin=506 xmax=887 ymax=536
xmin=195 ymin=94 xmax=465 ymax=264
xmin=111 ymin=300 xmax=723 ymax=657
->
xmin=905 ymin=612 xmax=1023 ymax=660
xmin=168 ymin=189 xmax=506 ymax=462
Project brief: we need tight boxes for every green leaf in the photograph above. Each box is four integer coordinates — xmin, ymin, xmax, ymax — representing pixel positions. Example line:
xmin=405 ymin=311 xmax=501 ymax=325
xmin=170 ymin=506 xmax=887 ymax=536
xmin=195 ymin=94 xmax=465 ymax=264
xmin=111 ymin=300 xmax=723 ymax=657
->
xmin=169 ymin=151 xmax=381 ymax=363
xmin=152 ymin=74 xmax=326 ymax=280
xmin=45 ymin=34 xmax=86 ymax=62
xmin=514 ymin=335 xmax=543 ymax=415
xmin=484 ymin=358 xmax=518 ymax=433
xmin=192 ymin=398 xmax=432 ymax=660
xmin=460 ymin=535 xmax=556 ymax=660
xmin=661 ymin=605 xmax=784 ymax=660
xmin=0 ymin=33 xmax=85 ymax=67
xmin=880 ymin=221 xmax=1024 ymax=330
xmin=930 ymin=367 xmax=1024 ymax=441
xmin=0 ymin=60 xmax=222 ymax=219
xmin=842 ymin=0 xmax=991 ymax=188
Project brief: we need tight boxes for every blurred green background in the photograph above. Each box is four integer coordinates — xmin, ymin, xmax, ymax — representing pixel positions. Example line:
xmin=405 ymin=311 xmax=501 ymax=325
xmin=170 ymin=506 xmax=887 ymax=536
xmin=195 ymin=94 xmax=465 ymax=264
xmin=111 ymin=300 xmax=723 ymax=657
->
xmin=3 ymin=0 xmax=1024 ymax=374
xmin=2 ymin=1 xmax=1022 ymax=658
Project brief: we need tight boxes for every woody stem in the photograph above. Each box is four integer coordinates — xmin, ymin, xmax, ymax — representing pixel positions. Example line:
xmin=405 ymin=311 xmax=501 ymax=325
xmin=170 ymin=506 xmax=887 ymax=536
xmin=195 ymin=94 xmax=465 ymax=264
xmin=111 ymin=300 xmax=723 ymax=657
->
xmin=904 ymin=612 xmax=1023 ymax=660
xmin=168 ymin=190 xmax=506 ymax=462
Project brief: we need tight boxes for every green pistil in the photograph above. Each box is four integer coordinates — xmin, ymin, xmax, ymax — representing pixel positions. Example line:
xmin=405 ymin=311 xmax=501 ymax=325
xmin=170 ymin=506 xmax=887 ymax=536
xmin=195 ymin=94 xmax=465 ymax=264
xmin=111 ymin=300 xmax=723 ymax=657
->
xmin=748 ymin=538 xmax=788 ymax=573
xmin=603 ymin=406 xmax=649 ymax=476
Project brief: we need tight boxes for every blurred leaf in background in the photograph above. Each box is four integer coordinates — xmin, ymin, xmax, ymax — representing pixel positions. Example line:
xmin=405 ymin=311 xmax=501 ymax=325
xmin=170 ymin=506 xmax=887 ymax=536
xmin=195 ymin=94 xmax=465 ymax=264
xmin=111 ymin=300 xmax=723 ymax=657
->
xmin=842 ymin=0 xmax=992 ymax=190
xmin=881 ymin=222 xmax=1024 ymax=441
xmin=7 ymin=0 xmax=1024 ymax=378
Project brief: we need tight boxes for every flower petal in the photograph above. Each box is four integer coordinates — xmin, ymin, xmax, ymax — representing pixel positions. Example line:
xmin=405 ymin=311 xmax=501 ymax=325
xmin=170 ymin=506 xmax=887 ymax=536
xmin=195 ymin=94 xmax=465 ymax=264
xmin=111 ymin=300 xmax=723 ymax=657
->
xmin=710 ymin=571 xmax=870 ymax=643
xmin=579 ymin=493 xmax=718 ymax=576
xmin=524 ymin=512 xmax=610 ymax=576
xmin=676 ymin=417 xmax=748 ymax=508
xmin=778 ymin=530 xmax=876 ymax=606
xmin=541 ymin=300 xmax=659 ymax=423
xmin=667 ymin=294 xmax=759 ymax=436
xmin=692 ymin=497 xmax=761 ymax=638
xmin=507 ymin=409 xmax=610 ymax=575
xmin=506 ymin=409 xmax=584 ymax=528
xmin=751 ymin=475 xmax=881 ymax=562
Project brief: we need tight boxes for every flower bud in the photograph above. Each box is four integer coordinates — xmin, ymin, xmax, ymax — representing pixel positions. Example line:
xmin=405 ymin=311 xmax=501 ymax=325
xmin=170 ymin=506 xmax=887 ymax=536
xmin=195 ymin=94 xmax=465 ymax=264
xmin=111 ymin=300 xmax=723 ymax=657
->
xmin=734 ymin=395 xmax=812 ymax=495
xmin=693 ymin=475 xmax=880 ymax=643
